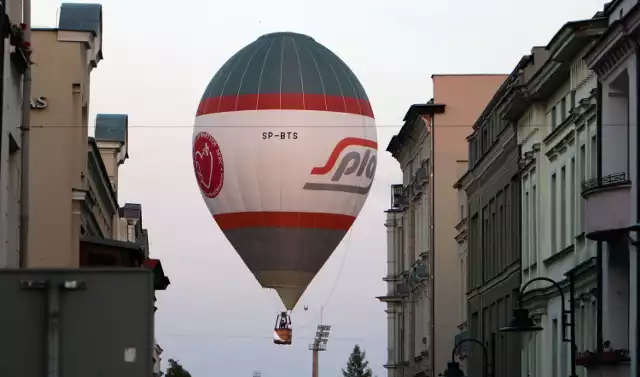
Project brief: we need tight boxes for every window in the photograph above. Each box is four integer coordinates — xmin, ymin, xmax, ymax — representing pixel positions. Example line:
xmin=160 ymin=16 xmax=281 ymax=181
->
xmin=590 ymin=135 xmax=597 ymax=178
xmin=483 ymin=127 xmax=488 ymax=152
xmin=127 ymin=224 xmax=135 ymax=242
xmin=484 ymin=212 xmax=489 ymax=281
xmin=471 ymin=214 xmax=479 ymax=287
xmin=580 ymin=145 xmax=587 ymax=232
xmin=552 ymin=318 xmax=559 ymax=377
xmin=551 ymin=106 xmax=558 ymax=128
xmin=532 ymin=184 xmax=537 ymax=265
xmin=499 ymin=196 xmax=505 ymax=269
xmin=561 ymin=166 xmax=567 ymax=248
xmin=570 ymin=90 xmax=576 ymax=110
xmin=561 ymin=97 xmax=567 ymax=122
xmin=570 ymin=158 xmax=576 ymax=237
xmin=551 ymin=173 xmax=557 ymax=253
xmin=527 ymin=332 xmax=539 ymax=377
xmin=524 ymin=189 xmax=529 ymax=267
xmin=491 ymin=200 xmax=496 ymax=277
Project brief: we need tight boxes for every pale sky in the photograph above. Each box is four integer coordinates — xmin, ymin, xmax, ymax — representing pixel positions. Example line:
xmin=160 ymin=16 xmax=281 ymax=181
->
xmin=33 ymin=0 xmax=608 ymax=376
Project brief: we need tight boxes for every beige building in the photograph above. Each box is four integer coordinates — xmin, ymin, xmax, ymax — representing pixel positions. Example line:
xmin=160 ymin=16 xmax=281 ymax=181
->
xmin=27 ymin=4 xmax=170 ymax=370
xmin=28 ymin=3 xmax=104 ymax=267
xmin=381 ymin=75 xmax=505 ymax=377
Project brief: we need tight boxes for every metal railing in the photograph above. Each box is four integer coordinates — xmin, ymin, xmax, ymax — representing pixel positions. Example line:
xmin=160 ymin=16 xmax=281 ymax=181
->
xmin=581 ymin=172 xmax=630 ymax=196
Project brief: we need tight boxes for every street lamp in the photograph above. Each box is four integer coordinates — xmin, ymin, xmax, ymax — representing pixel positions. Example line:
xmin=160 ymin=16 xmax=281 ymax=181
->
xmin=500 ymin=275 xmax=577 ymax=377
xmin=442 ymin=337 xmax=494 ymax=377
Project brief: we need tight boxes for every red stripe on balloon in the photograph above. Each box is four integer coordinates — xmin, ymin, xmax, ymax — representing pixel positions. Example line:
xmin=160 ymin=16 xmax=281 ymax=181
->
xmin=214 ymin=212 xmax=355 ymax=231
xmin=310 ymin=137 xmax=378 ymax=175
xmin=196 ymin=93 xmax=374 ymax=118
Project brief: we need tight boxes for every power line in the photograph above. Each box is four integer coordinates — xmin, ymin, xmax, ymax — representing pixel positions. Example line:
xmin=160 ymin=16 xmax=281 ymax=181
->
xmin=22 ymin=123 xmax=628 ymax=128
xmin=156 ymin=331 xmax=382 ymax=342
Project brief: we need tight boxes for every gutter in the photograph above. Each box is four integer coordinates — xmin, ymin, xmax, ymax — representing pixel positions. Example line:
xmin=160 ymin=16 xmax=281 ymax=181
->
xmin=0 ymin=2 xmax=5 ymax=211
xmin=596 ymin=79 xmax=604 ymax=359
xmin=629 ymin=52 xmax=640 ymax=374
xmin=18 ymin=0 xmax=31 ymax=267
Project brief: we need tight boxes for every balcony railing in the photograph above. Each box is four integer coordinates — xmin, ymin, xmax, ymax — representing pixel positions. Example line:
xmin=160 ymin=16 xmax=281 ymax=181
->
xmin=390 ymin=184 xmax=404 ymax=208
xmin=581 ymin=172 xmax=630 ymax=197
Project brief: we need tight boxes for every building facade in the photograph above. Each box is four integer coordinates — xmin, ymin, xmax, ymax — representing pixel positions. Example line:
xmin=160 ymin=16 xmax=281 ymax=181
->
xmin=508 ymin=16 xmax=609 ymax=377
xmin=455 ymin=64 xmax=525 ymax=377
xmin=0 ymin=0 xmax=26 ymax=267
xmin=452 ymin=161 xmax=469 ymax=370
xmin=582 ymin=1 xmax=640 ymax=375
xmin=28 ymin=3 xmax=104 ymax=267
xmin=28 ymin=5 xmax=170 ymax=371
xmin=382 ymin=74 xmax=505 ymax=377
xmin=153 ymin=343 xmax=164 ymax=377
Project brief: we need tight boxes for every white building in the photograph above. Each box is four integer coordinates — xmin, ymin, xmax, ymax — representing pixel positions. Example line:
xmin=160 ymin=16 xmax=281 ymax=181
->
xmin=452 ymin=162 xmax=468 ymax=371
xmin=582 ymin=1 xmax=640 ymax=376
xmin=508 ymin=8 xmax=636 ymax=377
xmin=382 ymin=111 xmax=432 ymax=377
xmin=0 ymin=0 xmax=26 ymax=267
xmin=153 ymin=342 xmax=163 ymax=377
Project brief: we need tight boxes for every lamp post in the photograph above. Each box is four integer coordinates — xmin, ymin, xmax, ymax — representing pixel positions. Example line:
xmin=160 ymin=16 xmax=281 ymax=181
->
xmin=500 ymin=274 xmax=577 ymax=377
xmin=442 ymin=337 xmax=495 ymax=377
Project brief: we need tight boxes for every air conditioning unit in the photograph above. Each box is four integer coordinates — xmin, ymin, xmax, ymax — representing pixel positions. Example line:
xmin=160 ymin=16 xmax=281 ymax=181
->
xmin=416 ymin=167 xmax=428 ymax=185
xmin=396 ymin=281 xmax=409 ymax=296
xmin=414 ymin=264 xmax=428 ymax=280
xmin=413 ymin=178 xmax=422 ymax=194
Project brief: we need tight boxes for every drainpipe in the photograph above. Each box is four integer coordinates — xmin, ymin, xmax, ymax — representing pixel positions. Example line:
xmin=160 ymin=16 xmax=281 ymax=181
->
xmin=595 ymin=80 xmax=604 ymax=358
xmin=429 ymin=115 xmax=436 ymax=376
xmin=0 ymin=1 xmax=6 ymax=192
xmin=18 ymin=0 xmax=30 ymax=267
xmin=635 ymin=48 xmax=640 ymax=376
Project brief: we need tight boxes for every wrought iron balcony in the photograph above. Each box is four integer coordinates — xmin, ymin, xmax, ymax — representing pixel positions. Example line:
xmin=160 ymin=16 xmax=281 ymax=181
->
xmin=581 ymin=172 xmax=630 ymax=196
xmin=390 ymin=184 xmax=405 ymax=209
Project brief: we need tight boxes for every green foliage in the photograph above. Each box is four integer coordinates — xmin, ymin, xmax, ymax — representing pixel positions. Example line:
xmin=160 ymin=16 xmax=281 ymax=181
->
xmin=342 ymin=344 xmax=373 ymax=377
xmin=165 ymin=358 xmax=192 ymax=377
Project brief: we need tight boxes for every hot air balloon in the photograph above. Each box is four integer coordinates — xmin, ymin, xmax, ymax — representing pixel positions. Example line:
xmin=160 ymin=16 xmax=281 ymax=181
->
xmin=192 ymin=32 xmax=377 ymax=345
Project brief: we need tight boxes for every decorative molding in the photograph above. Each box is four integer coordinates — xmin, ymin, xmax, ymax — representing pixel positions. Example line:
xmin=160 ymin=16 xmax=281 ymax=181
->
xmin=593 ymin=37 xmax=635 ymax=80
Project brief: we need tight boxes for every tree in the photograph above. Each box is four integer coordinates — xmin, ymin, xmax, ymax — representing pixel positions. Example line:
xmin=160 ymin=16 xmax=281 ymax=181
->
xmin=165 ymin=358 xmax=192 ymax=377
xmin=342 ymin=344 xmax=373 ymax=377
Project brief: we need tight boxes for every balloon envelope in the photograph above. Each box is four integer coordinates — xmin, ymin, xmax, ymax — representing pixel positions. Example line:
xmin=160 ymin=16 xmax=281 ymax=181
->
xmin=192 ymin=32 xmax=377 ymax=309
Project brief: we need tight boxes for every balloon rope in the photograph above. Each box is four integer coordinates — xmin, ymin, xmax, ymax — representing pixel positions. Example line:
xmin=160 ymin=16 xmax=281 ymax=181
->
xmin=322 ymin=228 xmax=353 ymax=309
xmin=295 ymin=227 xmax=354 ymax=335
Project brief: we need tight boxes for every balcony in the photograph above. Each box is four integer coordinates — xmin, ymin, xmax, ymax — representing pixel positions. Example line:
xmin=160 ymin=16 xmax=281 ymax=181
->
xmin=390 ymin=184 xmax=405 ymax=209
xmin=383 ymin=348 xmax=402 ymax=369
xmin=377 ymin=280 xmax=409 ymax=303
xmin=582 ymin=172 xmax=632 ymax=241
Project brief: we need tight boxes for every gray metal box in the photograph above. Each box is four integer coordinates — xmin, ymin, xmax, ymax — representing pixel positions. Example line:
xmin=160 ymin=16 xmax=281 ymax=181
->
xmin=0 ymin=268 xmax=154 ymax=377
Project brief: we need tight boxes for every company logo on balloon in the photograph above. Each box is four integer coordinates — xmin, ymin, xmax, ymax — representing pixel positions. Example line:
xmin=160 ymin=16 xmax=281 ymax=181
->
xmin=302 ymin=137 xmax=377 ymax=195
xmin=193 ymin=132 xmax=224 ymax=198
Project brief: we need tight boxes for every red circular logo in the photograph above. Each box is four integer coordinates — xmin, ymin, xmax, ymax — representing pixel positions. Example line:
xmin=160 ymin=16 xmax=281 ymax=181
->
xmin=193 ymin=132 xmax=224 ymax=198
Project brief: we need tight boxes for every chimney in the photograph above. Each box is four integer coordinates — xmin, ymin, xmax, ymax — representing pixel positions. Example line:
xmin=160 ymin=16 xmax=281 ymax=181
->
xmin=94 ymin=114 xmax=128 ymax=195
